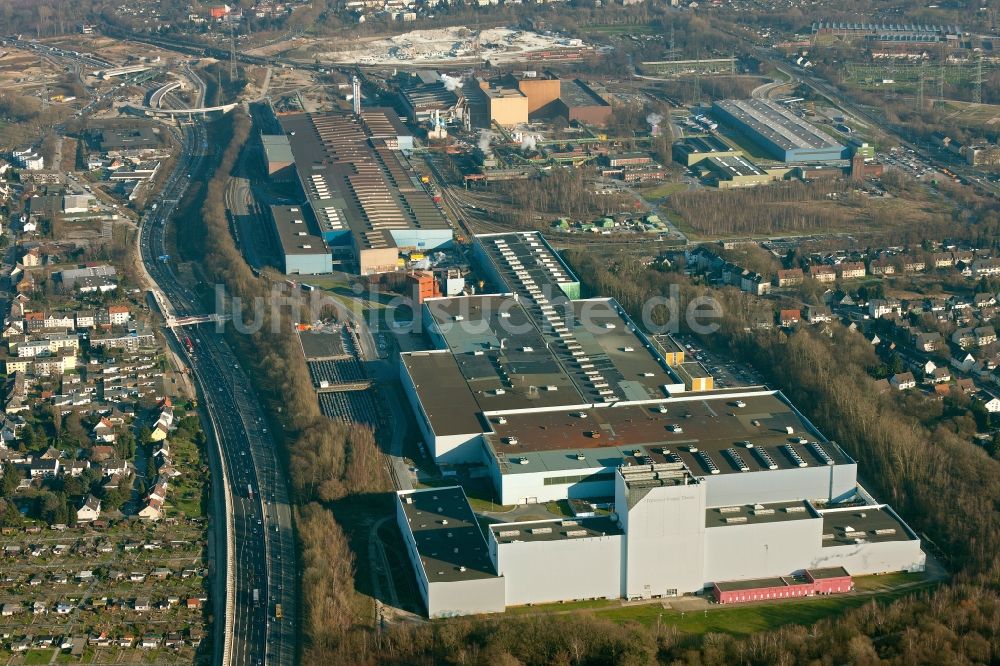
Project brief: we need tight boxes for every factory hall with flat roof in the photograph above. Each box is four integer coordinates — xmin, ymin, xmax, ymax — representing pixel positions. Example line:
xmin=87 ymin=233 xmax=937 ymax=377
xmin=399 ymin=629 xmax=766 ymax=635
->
xmin=395 ymin=231 xmax=926 ymax=618
xmin=262 ymin=109 xmax=453 ymax=275
xmin=712 ymin=99 xmax=847 ymax=162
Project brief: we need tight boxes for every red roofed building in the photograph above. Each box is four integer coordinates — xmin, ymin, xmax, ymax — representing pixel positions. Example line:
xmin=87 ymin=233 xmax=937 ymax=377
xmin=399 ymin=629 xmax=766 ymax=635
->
xmin=713 ymin=568 xmax=853 ymax=604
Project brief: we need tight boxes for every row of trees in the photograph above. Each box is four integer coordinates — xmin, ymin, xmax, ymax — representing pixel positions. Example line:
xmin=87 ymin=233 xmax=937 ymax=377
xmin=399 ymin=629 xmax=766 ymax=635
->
xmin=187 ymin=110 xmax=389 ymax=659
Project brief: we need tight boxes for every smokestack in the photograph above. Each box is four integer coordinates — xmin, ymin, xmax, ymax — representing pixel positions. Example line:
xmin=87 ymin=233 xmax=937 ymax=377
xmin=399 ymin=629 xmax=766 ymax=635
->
xmin=352 ymin=75 xmax=362 ymax=115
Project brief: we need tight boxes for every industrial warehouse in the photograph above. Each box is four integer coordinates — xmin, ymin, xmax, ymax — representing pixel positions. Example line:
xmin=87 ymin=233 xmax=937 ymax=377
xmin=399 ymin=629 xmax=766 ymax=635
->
xmin=395 ymin=231 xmax=926 ymax=618
xmin=263 ymin=109 xmax=453 ymax=275
xmin=711 ymin=99 xmax=847 ymax=162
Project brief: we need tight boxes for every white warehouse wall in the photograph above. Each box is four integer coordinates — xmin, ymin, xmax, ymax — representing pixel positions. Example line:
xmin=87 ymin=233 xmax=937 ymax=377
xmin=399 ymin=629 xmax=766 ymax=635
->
xmin=703 ymin=519 xmax=824 ymax=583
xmin=427 ymin=577 xmax=506 ymax=619
xmin=703 ymin=463 xmax=858 ymax=507
xmin=809 ymin=539 xmax=926 ymax=575
xmin=493 ymin=532 xmax=622 ymax=606
xmin=497 ymin=468 xmax=615 ymax=505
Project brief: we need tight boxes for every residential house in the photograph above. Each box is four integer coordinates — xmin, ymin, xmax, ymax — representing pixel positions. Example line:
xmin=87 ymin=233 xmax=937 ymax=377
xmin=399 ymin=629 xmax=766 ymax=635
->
xmin=975 ymin=391 xmax=1000 ymax=413
xmin=776 ymin=268 xmax=804 ymax=287
xmin=804 ymin=304 xmax=833 ymax=324
xmin=972 ymin=258 xmax=1000 ymax=277
xmin=779 ymin=309 xmax=801 ymax=326
xmin=100 ymin=458 xmax=129 ymax=477
xmin=62 ymin=460 xmax=89 ymax=477
xmin=932 ymin=252 xmax=954 ymax=268
xmin=107 ymin=305 xmax=130 ymax=326
xmin=92 ymin=418 xmax=116 ymax=443
xmin=889 ymin=372 xmax=916 ymax=390
xmin=740 ymin=272 xmax=771 ymax=295
xmin=952 ymin=328 xmax=977 ymax=349
xmin=809 ymin=265 xmax=836 ymax=283
xmin=837 ymin=262 xmax=866 ymax=280
xmin=76 ymin=496 xmax=101 ymax=523
xmin=929 ymin=367 xmax=951 ymax=384
xmin=138 ymin=498 xmax=163 ymax=521
xmin=28 ymin=459 xmax=59 ymax=477
xmin=870 ymin=259 xmax=896 ymax=276
xmin=903 ymin=259 xmax=926 ymax=273
xmin=952 ymin=353 xmax=977 ymax=373
xmin=21 ymin=247 xmax=41 ymax=267
xmin=869 ymin=298 xmax=901 ymax=319
xmin=973 ymin=293 xmax=997 ymax=309
xmin=914 ymin=331 xmax=943 ymax=352
xmin=74 ymin=311 xmax=97 ymax=329
xmin=974 ymin=326 xmax=997 ymax=347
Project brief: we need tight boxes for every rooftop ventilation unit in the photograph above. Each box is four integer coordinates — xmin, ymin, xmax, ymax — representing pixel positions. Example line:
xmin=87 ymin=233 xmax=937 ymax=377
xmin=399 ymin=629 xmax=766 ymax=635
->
xmin=529 ymin=527 xmax=552 ymax=534
xmin=504 ymin=436 xmax=518 ymax=445
xmin=495 ymin=416 xmax=507 ymax=425
xmin=809 ymin=442 xmax=835 ymax=466
xmin=697 ymin=451 xmax=720 ymax=474
xmin=781 ymin=444 xmax=808 ymax=468
xmin=517 ymin=457 xmax=530 ymax=465
xmin=754 ymin=447 xmax=778 ymax=470
xmin=724 ymin=448 xmax=750 ymax=472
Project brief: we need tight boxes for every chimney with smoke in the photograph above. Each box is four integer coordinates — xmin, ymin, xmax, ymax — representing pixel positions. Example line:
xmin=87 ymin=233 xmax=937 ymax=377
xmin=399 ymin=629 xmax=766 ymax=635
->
xmin=520 ymin=134 xmax=537 ymax=152
xmin=478 ymin=129 xmax=494 ymax=156
xmin=647 ymin=112 xmax=663 ymax=137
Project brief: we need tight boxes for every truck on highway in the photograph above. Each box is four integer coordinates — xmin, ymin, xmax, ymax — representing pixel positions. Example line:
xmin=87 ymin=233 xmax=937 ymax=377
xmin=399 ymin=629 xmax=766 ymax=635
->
xmin=253 ymin=588 xmax=260 ymax=606
xmin=183 ymin=336 xmax=195 ymax=354
xmin=247 ymin=484 xmax=254 ymax=500
xmin=275 ymin=603 xmax=283 ymax=620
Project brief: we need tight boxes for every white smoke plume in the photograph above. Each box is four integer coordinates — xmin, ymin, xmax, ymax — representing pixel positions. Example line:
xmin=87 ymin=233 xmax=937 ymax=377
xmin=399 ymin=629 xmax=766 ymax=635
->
xmin=478 ymin=129 xmax=494 ymax=154
xmin=520 ymin=134 xmax=537 ymax=151
xmin=440 ymin=73 xmax=462 ymax=91
xmin=646 ymin=113 xmax=664 ymax=128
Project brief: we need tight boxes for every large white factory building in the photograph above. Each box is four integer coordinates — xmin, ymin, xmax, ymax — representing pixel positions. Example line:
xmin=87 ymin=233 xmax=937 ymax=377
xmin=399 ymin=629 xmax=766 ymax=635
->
xmin=396 ymin=232 xmax=925 ymax=618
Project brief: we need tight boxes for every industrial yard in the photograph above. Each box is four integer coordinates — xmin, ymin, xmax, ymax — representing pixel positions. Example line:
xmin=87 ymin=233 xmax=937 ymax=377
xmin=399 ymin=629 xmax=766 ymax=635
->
xmin=318 ymin=27 xmax=588 ymax=65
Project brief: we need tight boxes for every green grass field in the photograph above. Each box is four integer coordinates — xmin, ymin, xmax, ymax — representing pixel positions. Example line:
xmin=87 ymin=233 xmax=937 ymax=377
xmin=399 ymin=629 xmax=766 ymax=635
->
xmin=501 ymin=572 xmax=937 ymax=636
xmin=640 ymin=182 xmax=690 ymax=199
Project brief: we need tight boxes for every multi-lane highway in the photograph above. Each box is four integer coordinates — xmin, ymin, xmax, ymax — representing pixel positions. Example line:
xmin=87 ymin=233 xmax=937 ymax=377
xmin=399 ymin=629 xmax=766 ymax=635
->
xmin=138 ymin=104 xmax=296 ymax=665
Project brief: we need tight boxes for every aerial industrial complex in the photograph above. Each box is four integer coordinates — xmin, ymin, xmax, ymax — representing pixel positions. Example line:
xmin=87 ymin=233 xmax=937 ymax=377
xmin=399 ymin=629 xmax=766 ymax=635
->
xmin=263 ymin=109 xmax=453 ymax=275
xmin=396 ymin=231 xmax=925 ymax=618
xmin=711 ymin=99 xmax=847 ymax=162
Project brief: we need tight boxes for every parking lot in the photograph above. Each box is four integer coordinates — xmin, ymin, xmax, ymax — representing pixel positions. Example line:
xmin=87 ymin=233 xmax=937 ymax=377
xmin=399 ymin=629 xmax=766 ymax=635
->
xmin=674 ymin=333 xmax=765 ymax=388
